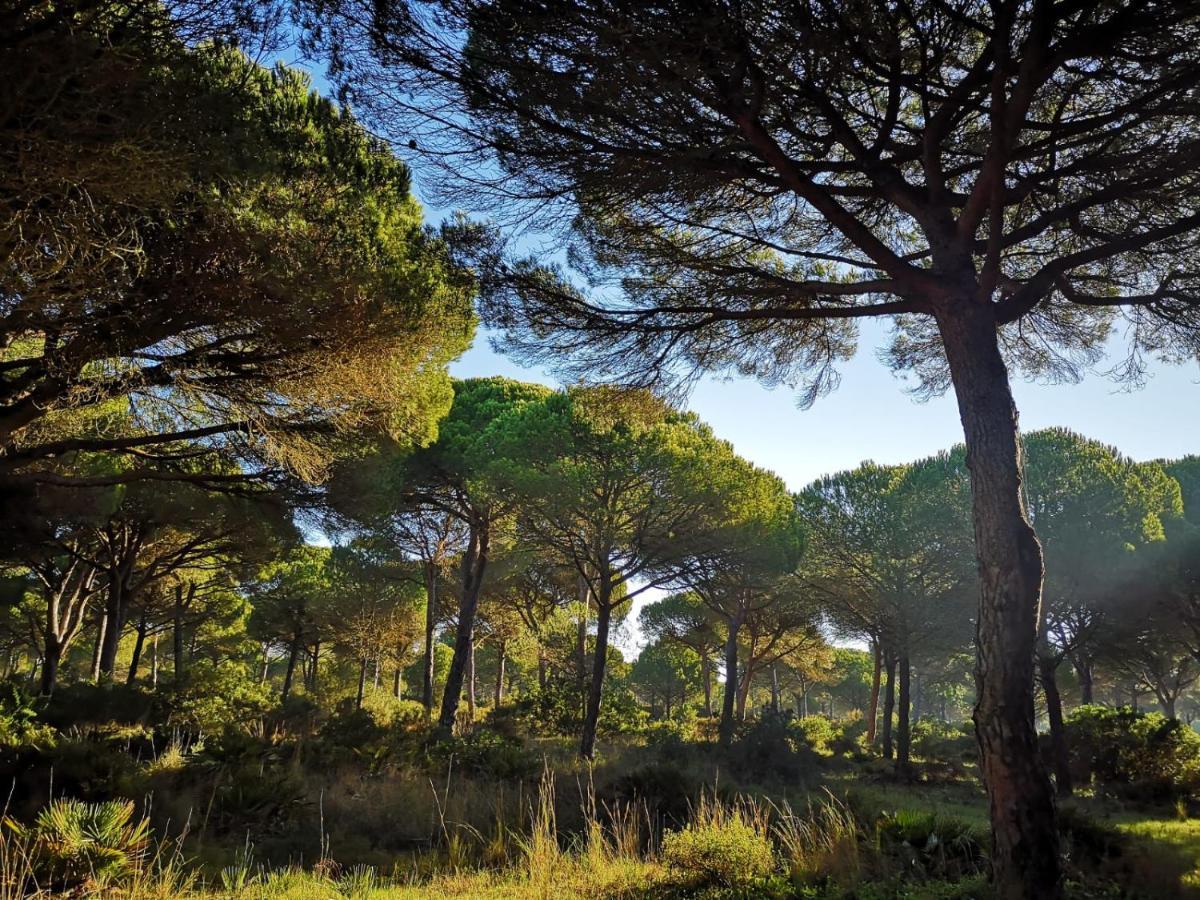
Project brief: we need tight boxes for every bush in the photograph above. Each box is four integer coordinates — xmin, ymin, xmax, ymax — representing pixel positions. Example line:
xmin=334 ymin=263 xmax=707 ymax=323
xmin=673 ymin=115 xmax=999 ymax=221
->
xmin=727 ymin=715 xmax=818 ymax=784
xmin=661 ymin=797 xmax=775 ymax=887
xmin=607 ymin=762 xmax=703 ymax=828
xmin=1064 ymin=705 xmax=1200 ymax=800
xmin=0 ymin=680 xmax=55 ymax=750
xmin=793 ymin=715 xmax=838 ymax=753
xmin=874 ymin=809 xmax=986 ymax=880
xmin=426 ymin=728 xmax=540 ymax=781
xmin=160 ymin=660 xmax=273 ymax=735
xmin=911 ymin=719 xmax=976 ymax=766
xmin=7 ymin=798 xmax=150 ymax=892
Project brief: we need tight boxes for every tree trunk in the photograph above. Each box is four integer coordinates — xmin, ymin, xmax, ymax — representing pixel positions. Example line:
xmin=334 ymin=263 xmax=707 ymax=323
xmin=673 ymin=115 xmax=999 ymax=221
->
xmin=537 ymin=649 xmax=547 ymax=691
xmin=867 ymin=639 xmax=882 ymax=745
xmin=494 ymin=640 xmax=506 ymax=708
xmin=735 ymin=659 xmax=752 ymax=720
xmin=770 ymin=663 xmax=780 ymax=713
xmin=896 ymin=651 xmax=912 ymax=777
xmin=1076 ymin=656 xmax=1094 ymax=705
xmin=91 ymin=610 xmax=107 ymax=682
xmin=701 ymin=655 xmax=713 ymax=717
xmin=438 ymin=521 xmax=489 ymax=734
xmin=882 ymin=653 xmax=896 ymax=760
xmin=309 ymin=640 xmax=320 ymax=690
xmin=580 ymin=593 xmax=613 ymax=759
xmin=1039 ymin=654 xmax=1073 ymax=797
xmin=937 ymin=299 xmax=1061 ymax=899
xmin=576 ymin=575 xmax=590 ymax=716
xmin=394 ymin=666 xmax=403 ymax=700
xmin=173 ymin=586 xmax=186 ymax=685
xmin=126 ymin=613 xmax=148 ymax=685
xmin=39 ymin=637 xmax=61 ymax=696
xmin=1162 ymin=694 xmax=1177 ymax=720
xmin=356 ymin=657 xmax=368 ymax=709
xmin=281 ymin=630 xmax=302 ymax=703
xmin=718 ymin=617 xmax=741 ymax=747
xmin=466 ymin=636 xmax=476 ymax=721
xmin=422 ymin=562 xmax=438 ymax=718
xmin=98 ymin=578 xmax=128 ymax=678
xmin=150 ymin=634 xmax=158 ymax=687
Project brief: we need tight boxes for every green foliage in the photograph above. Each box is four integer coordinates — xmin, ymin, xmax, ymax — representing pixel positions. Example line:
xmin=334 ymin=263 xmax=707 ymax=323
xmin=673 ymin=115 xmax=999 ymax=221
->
xmin=163 ymin=660 xmax=273 ymax=734
xmin=426 ymin=729 xmax=540 ymax=781
xmin=7 ymin=799 xmax=150 ymax=891
xmin=910 ymin=720 xmax=977 ymax=766
xmin=1065 ymin=705 xmax=1200 ymax=800
xmin=873 ymin=809 xmax=987 ymax=881
xmin=0 ymin=680 xmax=55 ymax=750
xmin=661 ymin=798 xmax=775 ymax=887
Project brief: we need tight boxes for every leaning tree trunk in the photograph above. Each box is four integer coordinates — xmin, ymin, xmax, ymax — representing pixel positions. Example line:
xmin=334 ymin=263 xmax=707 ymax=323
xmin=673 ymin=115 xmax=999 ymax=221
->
xmin=422 ymin=562 xmax=438 ymax=718
xmin=1039 ymin=653 xmax=1073 ymax=797
xmin=937 ymin=299 xmax=1061 ymax=900
xmin=881 ymin=653 xmax=897 ymax=760
xmin=91 ymin=610 xmax=107 ymax=682
xmin=580 ymin=589 xmax=614 ymax=760
xmin=896 ymin=650 xmax=912 ymax=777
xmin=867 ymin=639 xmax=882 ymax=745
xmin=718 ymin=616 xmax=742 ymax=747
xmin=126 ymin=613 xmax=148 ymax=685
xmin=438 ymin=520 xmax=489 ymax=734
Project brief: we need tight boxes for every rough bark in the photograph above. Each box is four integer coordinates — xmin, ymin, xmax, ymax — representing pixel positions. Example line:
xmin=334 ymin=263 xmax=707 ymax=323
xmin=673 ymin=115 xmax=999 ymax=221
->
xmin=97 ymin=579 xmax=126 ymax=678
xmin=1039 ymin=653 xmax=1073 ymax=797
xmin=438 ymin=520 xmax=489 ymax=734
xmin=937 ymin=299 xmax=1061 ymax=900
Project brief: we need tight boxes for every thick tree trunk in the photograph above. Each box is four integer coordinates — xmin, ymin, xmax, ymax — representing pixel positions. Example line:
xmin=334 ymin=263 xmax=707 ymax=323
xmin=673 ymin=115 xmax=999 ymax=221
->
xmin=126 ymin=613 xmax=148 ymax=685
xmin=580 ymin=594 xmax=613 ymax=759
xmin=897 ymin=651 xmax=912 ymax=776
xmin=867 ymin=640 xmax=882 ymax=745
xmin=438 ymin=521 xmax=489 ymax=734
xmin=98 ymin=580 xmax=126 ymax=678
xmin=422 ymin=563 xmax=438 ymax=718
xmin=1162 ymin=694 xmax=1177 ymax=720
xmin=718 ymin=617 xmax=741 ymax=747
xmin=881 ymin=653 xmax=897 ymax=760
xmin=39 ymin=637 xmax=61 ymax=696
xmin=281 ymin=630 xmax=302 ymax=703
xmin=937 ymin=300 xmax=1061 ymax=899
xmin=1039 ymin=654 xmax=1073 ymax=797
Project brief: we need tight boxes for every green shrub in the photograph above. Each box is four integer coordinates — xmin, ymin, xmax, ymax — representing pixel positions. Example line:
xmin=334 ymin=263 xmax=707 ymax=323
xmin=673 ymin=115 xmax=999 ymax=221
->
xmin=161 ymin=659 xmax=273 ymax=734
xmin=1064 ymin=705 xmax=1200 ymax=800
xmin=426 ymin=728 xmax=540 ymax=781
xmin=793 ymin=715 xmax=838 ymax=753
xmin=727 ymin=715 xmax=818 ymax=784
xmin=607 ymin=762 xmax=702 ymax=828
xmin=911 ymin=719 xmax=976 ymax=765
xmin=0 ymin=680 xmax=55 ymax=750
xmin=661 ymin=797 xmax=775 ymax=887
xmin=7 ymin=798 xmax=150 ymax=892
